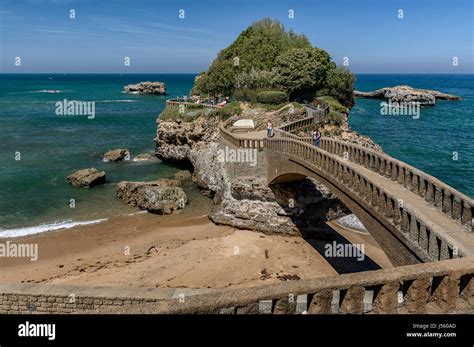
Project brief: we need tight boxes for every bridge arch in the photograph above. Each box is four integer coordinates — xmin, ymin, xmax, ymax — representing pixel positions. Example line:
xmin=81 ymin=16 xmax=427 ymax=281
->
xmin=267 ymin=137 xmax=474 ymax=266
xmin=218 ymin=109 xmax=474 ymax=267
xmin=267 ymin=145 xmax=421 ymax=266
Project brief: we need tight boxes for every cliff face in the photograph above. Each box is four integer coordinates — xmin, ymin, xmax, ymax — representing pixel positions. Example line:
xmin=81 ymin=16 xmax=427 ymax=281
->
xmin=155 ymin=116 xmax=220 ymax=163
xmin=155 ymin=116 xmax=225 ymax=197
xmin=154 ymin=105 xmax=350 ymax=236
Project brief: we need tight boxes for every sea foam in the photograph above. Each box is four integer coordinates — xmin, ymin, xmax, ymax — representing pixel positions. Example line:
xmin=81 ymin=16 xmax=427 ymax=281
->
xmin=334 ymin=214 xmax=368 ymax=233
xmin=0 ymin=219 xmax=107 ymax=238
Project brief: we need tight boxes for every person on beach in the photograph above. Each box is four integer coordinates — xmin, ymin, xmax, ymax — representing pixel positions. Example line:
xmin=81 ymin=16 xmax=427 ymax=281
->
xmin=267 ymin=121 xmax=273 ymax=137
xmin=312 ymin=128 xmax=321 ymax=147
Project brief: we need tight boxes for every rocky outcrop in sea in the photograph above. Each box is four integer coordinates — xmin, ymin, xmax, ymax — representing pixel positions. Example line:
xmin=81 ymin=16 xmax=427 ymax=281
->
xmin=116 ymin=179 xmax=187 ymax=214
xmin=132 ymin=153 xmax=158 ymax=162
xmin=354 ymin=85 xmax=461 ymax=107
xmin=124 ymin=82 xmax=166 ymax=95
xmin=67 ymin=168 xmax=106 ymax=188
xmin=103 ymin=149 xmax=129 ymax=162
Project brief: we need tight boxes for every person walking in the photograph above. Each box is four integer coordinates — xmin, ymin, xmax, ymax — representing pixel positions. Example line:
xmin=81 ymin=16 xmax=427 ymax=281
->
xmin=312 ymin=128 xmax=321 ymax=147
xmin=267 ymin=121 xmax=273 ymax=137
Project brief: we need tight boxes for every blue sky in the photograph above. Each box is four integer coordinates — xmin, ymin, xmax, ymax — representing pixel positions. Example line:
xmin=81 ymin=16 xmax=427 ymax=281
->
xmin=0 ymin=0 xmax=472 ymax=73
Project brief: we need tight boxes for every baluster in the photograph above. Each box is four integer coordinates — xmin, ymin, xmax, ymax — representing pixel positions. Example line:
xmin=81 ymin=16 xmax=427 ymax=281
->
xmin=461 ymin=202 xmax=472 ymax=229
xmin=442 ymin=191 xmax=452 ymax=215
xmin=397 ymin=166 xmax=405 ymax=185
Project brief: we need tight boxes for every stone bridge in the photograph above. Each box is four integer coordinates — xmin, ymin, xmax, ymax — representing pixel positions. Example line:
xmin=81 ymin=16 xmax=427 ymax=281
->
xmin=221 ymin=112 xmax=474 ymax=267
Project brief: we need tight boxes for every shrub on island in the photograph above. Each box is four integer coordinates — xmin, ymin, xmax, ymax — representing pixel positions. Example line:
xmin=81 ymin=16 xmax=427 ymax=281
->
xmin=191 ymin=18 xmax=312 ymax=97
xmin=255 ymin=90 xmax=289 ymax=105
xmin=159 ymin=102 xmax=242 ymax=122
xmin=315 ymin=96 xmax=349 ymax=114
xmin=325 ymin=111 xmax=346 ymax=127
xmin=234 ymin=88 xmax=258 ymax=102
xmin=212 ymin=101 xmax=242 ymax=120
xmin=315 ymin=67 xmax=355 ymax=108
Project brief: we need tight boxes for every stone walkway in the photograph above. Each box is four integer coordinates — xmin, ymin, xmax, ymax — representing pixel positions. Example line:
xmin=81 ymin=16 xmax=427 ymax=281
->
xmin=233 ymin=130 xmax=267 ymax=140
xmin=344 ymin=160 xmax=474 ymax=254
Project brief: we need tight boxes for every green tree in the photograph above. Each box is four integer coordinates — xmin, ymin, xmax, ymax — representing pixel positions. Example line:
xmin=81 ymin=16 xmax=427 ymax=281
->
xmin=274 ymin=47 xmax=334 ymax=100
xmin=192 ymin=18 xmax=312 ymax=96
xmin=316 ymin=67 xmax=355 ymax=108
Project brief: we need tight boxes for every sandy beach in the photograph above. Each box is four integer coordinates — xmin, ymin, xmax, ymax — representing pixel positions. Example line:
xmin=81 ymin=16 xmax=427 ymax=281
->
xmin=0 ymin=203 xmax=393 ymax=289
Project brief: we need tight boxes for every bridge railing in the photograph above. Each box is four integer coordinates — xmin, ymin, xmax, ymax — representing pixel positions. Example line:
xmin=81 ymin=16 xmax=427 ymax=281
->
xmin=0 ymin=257 xmax=471 ymax=314
xmin=278 ymin=115 xmax=316 ymax=133
xmin=267 ymin=136 xmax=473 ymax=260
xmin=319 ymin=138 xmax=473 ymax=232
xmin=273 ymin=128 xmax=312 ymax=143
xmin=153 ymin=257 xmax=473 ymax=314
xmin=219 ymin=125 xmax=265 ymax=150
xmin=219 ymin=110 xmax=473 ymax=232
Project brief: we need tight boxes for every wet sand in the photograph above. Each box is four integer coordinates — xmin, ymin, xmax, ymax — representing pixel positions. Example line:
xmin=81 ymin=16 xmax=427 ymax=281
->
xmin=0 ymin=210 xmax=340 ymax=289
xmin=1 ymin=189 xmax=394 ymax=290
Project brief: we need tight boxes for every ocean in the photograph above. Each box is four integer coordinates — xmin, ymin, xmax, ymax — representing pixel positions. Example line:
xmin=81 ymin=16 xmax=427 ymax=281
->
xmin=350 ymin=74 xmax=473 ymax=197
xmin=0 ymin=73 xmax=197 ymax=235
xmin=0 ymin=73 xmax=472 ymax=236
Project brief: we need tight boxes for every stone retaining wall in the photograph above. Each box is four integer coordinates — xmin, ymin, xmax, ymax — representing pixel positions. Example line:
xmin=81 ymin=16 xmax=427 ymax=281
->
xmin=0 ymin=284 xmax=215 ymax=314
xmin=1 ymin=258 xmax=471 ymax=314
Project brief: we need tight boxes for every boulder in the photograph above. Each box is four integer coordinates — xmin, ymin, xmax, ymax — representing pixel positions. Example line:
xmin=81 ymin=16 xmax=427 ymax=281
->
xmin=124 ymin=82 xmax=166 ymax=95
xmin=67 ymin=168 xmax=106 ymax=188
xmin=133 ymin=153 xmax=158 ymax=162
xmin=116 ymin=179 xmax=186 ymax=214
xmin=354 ymin=85 xmax=461 ymax=107
xmin=103 ymin=149 xmax=129 ymax=162
xmin=209 ymin=176 xmax=350 ymax=236
xmin=174 ymin=170 xmax=192 ymax=180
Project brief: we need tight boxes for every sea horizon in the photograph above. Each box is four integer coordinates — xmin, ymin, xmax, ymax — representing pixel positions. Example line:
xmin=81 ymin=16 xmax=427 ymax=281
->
xmin=1 ymin=72 xmax=473 ymax=75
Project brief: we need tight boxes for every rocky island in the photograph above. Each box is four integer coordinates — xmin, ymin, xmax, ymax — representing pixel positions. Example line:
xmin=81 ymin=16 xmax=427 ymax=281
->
xmin=153 ymin=19 xmax=381 ymax=235
xmin=124 ymin=81 xmax=166 ymax=95
xmin=354 ymin=85 xmax=461 ymax=107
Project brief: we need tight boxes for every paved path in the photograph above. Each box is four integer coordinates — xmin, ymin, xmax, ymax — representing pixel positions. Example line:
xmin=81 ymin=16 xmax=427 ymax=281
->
xmin=233 ymin=130 xmax=267 ymax=140
xmin=342 ymin=157 xmax=474 ymax=253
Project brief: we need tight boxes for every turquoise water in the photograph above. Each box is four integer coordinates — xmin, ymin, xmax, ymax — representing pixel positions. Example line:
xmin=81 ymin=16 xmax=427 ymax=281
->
xmin=350 ymin=74 xmax=473 ymax=197
xmin=0 ymin=73 xmax=472 ymax=234
xmin=0 ymin=74 xmax=196 ymax=234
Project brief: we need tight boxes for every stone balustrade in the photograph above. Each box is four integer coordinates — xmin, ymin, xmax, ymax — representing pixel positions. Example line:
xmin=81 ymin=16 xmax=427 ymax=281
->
xmin=278 ymin=115 xmax=316 ymax=133
xmin=0 ymin=257 xmax=471 ymax=314
xmin=156 ymin=257 xmax=472 ymax=314
xmin=273 ymin=128 xmax=312 ymax=143
xmin=266 ymin=137 xmax=473 ymax=262
xmin=219 ymin=113 xmax=472 ymax=233
xmin=320 ymin=138 xmax=473 ymax=232
xmin=219 ymin=125 xmax=265 ymax=150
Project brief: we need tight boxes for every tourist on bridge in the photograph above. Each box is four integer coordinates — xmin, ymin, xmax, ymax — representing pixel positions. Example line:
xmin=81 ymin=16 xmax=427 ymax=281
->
xmin=266 ymin=121 xmax=273 ymax=137
xmin=312 ymin=128 xmax=321 ymax=147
